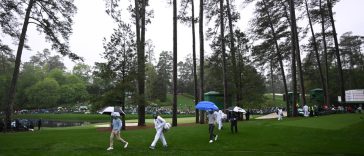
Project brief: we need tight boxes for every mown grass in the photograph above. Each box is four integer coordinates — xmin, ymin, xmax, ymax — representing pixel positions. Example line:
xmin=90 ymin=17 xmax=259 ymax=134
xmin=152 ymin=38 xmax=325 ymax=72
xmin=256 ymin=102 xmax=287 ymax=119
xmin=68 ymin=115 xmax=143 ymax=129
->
xmin=165 ymin=93 xmax=196 ymax=110
xmin=264 ymin=93 xmax=285 ymax=108
xmin=1 ymin=113 xmax=364 ymax=156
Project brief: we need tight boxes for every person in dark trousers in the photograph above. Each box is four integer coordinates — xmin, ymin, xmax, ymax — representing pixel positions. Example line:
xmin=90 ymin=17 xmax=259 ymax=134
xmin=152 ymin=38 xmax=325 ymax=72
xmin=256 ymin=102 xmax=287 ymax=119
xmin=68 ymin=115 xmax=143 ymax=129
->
xmin=230 ymin=112 xmax=238 ymax=133
xmin=245 ymin=109 xmax=251 ymax=121
xmin=37 ymin=119 xmax=42 ymax=130
xmin=15 ymin=119 xmax=20 ymax=131
xmin=207 ymin=111 xmax=218 ymax=143
xmin=0 ymin=119 xmax=4 ymax=132
xmin=29 ymin=120 xmax=34 ymax=131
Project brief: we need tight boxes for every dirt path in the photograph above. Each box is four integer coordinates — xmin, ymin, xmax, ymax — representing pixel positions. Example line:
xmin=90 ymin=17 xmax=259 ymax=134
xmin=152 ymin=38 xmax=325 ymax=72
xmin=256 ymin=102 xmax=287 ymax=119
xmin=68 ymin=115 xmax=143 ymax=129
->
xmin=255 ymin=111 xmax=287 ymax=119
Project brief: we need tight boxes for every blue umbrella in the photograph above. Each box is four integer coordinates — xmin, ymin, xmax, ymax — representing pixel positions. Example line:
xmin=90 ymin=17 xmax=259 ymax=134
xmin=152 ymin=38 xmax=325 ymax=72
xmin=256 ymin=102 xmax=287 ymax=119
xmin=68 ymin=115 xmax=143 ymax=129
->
xmin=195 ymin=101 xmax=219 ymax=111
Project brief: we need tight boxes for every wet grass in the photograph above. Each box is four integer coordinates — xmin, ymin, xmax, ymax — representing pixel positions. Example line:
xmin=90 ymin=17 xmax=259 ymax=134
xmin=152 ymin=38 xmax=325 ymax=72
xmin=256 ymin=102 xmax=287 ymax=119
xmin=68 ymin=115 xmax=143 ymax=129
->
xmin=1 ymin=113 xmax=363 ymax=156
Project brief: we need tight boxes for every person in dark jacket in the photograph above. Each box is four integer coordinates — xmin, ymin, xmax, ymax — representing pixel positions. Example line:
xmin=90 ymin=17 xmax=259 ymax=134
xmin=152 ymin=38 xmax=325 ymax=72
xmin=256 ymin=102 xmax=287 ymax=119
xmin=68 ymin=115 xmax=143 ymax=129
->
xmin=0 ymin=119 xmax=4 ymax=132
xmin=245 ymin=109 xmax=251 ymax=120
xmin=15 ymin=119 xmax=20 ymax=131
xmin=230 ymin=112 xmax=238 ymax=133
xmin=37 ymin=119 xmax=42 ymax=131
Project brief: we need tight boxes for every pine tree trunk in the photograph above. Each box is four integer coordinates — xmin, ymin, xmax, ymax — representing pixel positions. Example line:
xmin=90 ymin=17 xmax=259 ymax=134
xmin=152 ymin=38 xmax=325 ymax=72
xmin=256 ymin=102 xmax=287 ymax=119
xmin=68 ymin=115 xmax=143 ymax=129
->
xmin=121 ymin=91 xmax=126 ymax=130
xmin=320 ymin=0 xmax=330 ymax=106
xmin=270 ymin=61 xmax=275 ymax=103
xmin=296 ymin=43 xmax=306 ymax=107
xmin=172 ymin=0 xmax=178 ymax=127
xmin=291 ymin=0 xmax=306 ymax=107
xmin=191 ymin=0 xmax=200 ymax=123
xmin=327 ymin=0 xmax=345 ymax=103
xmin=289 ymin=0 xmax=298 ymax=116
xmin=282 ymin=1 xmax=294 ymax=116
xmin=305 ymin=0 xmax=326 ymax=105
xmin=4 ymin=0 xmax=35 ymax=131
xmin=263 ymin=0 xmax=289 ymax=116
xmin=220 ymin=0 xmax=228 ymax=111
xmin=199 ymin=0 xmax=205 ymax=124
xmin=137 ymin=0 xmax=146 ymax=126
xmin=226 ymin=0 xmax=239 ymax=107
xmin=121 ymin=40 xmax=127 ymax=130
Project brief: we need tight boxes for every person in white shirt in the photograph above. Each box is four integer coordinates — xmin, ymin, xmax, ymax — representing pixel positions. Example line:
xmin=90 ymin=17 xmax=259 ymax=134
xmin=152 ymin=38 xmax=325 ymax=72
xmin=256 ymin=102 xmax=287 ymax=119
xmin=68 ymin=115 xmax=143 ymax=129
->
xmin=215 ymin=110 xmax=223 ymax=130
xmin=303 ymin=105 xmax=309 ymax=117
xmin=149 ymin=114 xmax=167 ymax=149
xmin=107 ymin=112 xmax=128 ymax=151
xmin=277 ymin=108 xmax=283 ymax=120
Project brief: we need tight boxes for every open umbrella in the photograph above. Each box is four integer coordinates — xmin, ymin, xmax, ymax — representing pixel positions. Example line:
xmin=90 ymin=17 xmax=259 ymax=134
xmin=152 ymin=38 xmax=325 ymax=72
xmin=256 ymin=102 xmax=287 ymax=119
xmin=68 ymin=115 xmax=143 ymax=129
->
xmin=195 ymin=101 xmax=219 ymax=111
xmin=227 ymin=106 xmax=246 ymax=113
xmin=100 ymin=106 xmax=125 ymax=115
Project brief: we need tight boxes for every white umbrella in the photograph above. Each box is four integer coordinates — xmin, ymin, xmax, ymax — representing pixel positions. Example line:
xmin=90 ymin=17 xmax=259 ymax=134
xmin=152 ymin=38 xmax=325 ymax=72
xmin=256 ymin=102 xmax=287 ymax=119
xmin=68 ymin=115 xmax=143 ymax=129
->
xmin=227 ymin=106 xmax=246 ymax=113
xmin=100 ymin=106 xmax=125 ymax=115
xmin=233 ymin=107 xmax=246 ymax=113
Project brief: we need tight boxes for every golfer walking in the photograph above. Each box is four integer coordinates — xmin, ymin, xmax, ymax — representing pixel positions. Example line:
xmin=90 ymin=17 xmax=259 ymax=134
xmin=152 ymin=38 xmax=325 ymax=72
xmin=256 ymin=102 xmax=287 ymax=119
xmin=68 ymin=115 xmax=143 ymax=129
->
xmin=208 ymin=111 xmax=218 ymax=143
xmin=107 ymin=112 xmax=128 ymax=151
xmin=150 ymin=114 xmax=168 ymax=149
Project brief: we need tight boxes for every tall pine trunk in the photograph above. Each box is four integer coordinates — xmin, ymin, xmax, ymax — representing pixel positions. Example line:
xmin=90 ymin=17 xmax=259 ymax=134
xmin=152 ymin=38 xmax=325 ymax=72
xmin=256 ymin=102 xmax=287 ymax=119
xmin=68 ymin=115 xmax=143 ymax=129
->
xmin=220 ymin=0 xmax=228 ymax=111
xmin=191 ymin=0 xmax=200 ymax=123
xmin=282 ymin=1 xmax=294 ymax=116
xmin=4 ymin=0 xmax=35 ymax=131
xmin=263 ymin=0 xmax=289 ymax=117
xmin=289 ymin=0 xmax=298 ymax=116
xmin=296 ymin=45 xmax=306 ymax=107
xmin=304 ymin=0 xmax=326 ymax=105
xmin=199 ymin=0 xmax=205 ymax=124
xmin=172 ymin=0 xmax=178 ymax=127
xmin=121 ymin=40 xmax=127 ymax=130
xmin=120 ymin=89 xmax=126 ymax=130
xmin=320 ymin=0 xmax=330 ymax=106
xmin=237 ymin=36 xmax=244 ymax=108
xmin=226 ymin=0 xmax=239 ymax=107
xmin=292 ymin=1 xmax=306 ymax=107
xmin=136 ymin=0 xmax=146 ymax=126
xmin=326 ymin=0 xmax=345 ymax=103
xmin=270 ymin=60 xmax=275 ymax=103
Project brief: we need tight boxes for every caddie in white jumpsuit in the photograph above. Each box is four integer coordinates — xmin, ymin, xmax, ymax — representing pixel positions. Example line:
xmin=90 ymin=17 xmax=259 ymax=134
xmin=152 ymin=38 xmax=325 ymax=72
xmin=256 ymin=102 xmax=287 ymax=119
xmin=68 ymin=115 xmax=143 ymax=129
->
xmin=149 ymin=114 xmax=167 ymax=149
xmin=277 ymin=108 xmax=283 ymax=120
xmin=303 ymin=105 xmax=309 ymax=117
xmin=215 ymin=110 xmax=223 ymax=130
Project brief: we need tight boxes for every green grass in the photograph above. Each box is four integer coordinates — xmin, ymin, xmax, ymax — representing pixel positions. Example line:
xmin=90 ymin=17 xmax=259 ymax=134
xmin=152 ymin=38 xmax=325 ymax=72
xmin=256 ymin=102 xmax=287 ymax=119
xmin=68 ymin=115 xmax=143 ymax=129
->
xmin=162 ymin=93 xmax=196 ymax=110
xmin=264 ymin=93 xmax=285 ymax=108
xmin=1 ymin=114 xmax=364 ymax=156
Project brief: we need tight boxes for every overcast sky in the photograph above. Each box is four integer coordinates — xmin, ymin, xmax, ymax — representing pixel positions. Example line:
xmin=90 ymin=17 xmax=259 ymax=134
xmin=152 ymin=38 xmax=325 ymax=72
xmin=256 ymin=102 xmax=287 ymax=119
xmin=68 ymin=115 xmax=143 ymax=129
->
xmin=16 ymin=0 xmax=364 ymax=71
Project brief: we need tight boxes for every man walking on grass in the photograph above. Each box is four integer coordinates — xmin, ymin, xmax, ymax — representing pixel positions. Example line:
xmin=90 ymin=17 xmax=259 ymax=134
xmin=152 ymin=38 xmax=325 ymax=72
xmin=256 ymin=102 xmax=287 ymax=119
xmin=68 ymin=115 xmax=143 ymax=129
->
xmin=107 ymin=112 xmax=128 ymax=151
xmin=208 ymin=111 xmax=218 ymax=143
xmin=149 ymin=113 xmax=168 ymax=150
